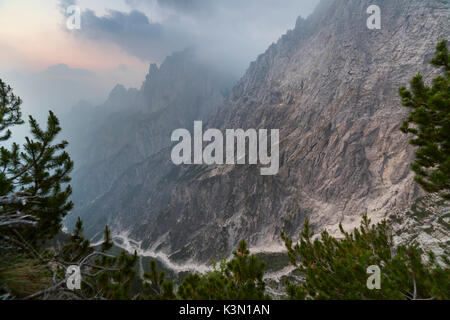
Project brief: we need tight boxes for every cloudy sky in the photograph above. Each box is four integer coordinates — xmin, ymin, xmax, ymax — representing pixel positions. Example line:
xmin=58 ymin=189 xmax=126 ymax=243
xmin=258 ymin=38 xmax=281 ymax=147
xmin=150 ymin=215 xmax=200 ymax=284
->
xmin=0 ymin=0 xmax=319 ymax=140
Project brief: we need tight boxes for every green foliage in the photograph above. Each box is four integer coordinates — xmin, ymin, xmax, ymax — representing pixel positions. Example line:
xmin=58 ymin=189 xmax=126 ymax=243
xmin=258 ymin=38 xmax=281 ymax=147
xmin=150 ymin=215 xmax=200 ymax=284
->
xmin=400 ymin=40 xmax=450 ymax=199
xmin=139 ymin=240 xmax=270 ymax=300
xmin=0 ymin=79 xmax=137 ymax=300
xmin=177 ymin=241 xmax=270 ymax=300
xmin=0 ymin=79 xmax=23 ymax=142
xmin=57 ymin=219 xmax=138 ymax=300
xmin=0 ymin=78 xmax=74 ymax=246
xmin=141 ymin=260 xmax=176 ymax=300
xmin=58 ymin=217 xmax=92 ymax=262
xmin=282 ymin=216 xmax=449 ymax=300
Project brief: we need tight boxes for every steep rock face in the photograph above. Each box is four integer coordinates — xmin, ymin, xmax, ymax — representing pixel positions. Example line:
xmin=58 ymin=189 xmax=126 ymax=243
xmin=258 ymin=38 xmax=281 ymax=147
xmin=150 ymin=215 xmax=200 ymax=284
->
xmin=64 ymin=50 xmax=234 ymax=227
xmin=73 ymin=0 xmax=449 ymax=263
xmin=137 ymin=51 xmax=230 ymax=116
xmin=205 ymin=0 xmax=450 ymax=236
xmin=391 ymin=195 xmax=449 ymax=265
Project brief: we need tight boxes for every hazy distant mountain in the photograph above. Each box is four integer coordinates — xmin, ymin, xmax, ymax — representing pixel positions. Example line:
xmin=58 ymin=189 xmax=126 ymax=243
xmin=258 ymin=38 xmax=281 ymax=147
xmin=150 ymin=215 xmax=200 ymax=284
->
xmin=66 ymin=0 xmax=449 ymax=264
xmin=63 ymin=49 xmax=235 ymax=229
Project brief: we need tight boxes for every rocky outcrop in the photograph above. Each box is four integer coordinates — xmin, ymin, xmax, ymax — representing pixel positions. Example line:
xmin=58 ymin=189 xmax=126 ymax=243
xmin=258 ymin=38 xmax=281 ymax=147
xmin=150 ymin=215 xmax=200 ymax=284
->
xmin=391 ymin=195 xmax=450 ymax=265
xmin=67 ymin=0 xmax=450 ymax=263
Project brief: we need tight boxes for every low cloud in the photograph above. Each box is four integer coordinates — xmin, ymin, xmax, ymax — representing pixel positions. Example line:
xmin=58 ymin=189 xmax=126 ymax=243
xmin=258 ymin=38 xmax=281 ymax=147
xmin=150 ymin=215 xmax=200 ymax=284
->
xmin=4 ymin=62 xmax=145 ymax=138
xmin=80 ymin=9 xmax=172 ymax=61
xmin=60 ymin=0 xmax=320 ymax=76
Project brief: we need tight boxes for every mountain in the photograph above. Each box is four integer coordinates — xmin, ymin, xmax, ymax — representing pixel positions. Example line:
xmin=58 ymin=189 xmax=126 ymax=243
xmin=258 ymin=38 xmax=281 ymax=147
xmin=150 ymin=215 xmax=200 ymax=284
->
xmin=66 ymin=0 xmax=450 ymax=264
xmin=63 ymin=49 xmax=235 ymax=228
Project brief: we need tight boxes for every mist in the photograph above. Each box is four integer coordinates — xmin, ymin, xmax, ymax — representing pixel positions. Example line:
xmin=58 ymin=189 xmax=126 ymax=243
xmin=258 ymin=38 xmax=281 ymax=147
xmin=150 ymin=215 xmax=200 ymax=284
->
xmin=77 ymin=0 xmax=322 ymax=74
xmin=1 ymin=0 xmax=320 ymax=144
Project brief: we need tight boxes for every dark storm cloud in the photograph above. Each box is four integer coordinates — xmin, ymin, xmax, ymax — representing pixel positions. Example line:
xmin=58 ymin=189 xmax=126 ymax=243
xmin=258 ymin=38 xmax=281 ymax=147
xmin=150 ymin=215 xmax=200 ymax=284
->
xmin=80 ymin=9 xmax=182 ymax=61
xmin=59 ymin=0 xmax=192 ymax=61
xmin=83 ymin=9 xmax=161 ymax=38
xmin=60 ymin=0 xmax=320 ymax=75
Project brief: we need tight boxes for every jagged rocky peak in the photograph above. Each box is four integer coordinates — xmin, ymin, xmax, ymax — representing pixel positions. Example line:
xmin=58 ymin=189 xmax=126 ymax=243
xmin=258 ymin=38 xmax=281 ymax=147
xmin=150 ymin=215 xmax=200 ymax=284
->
xmin=144 ymin=63 xmax=159 ymax=82
xmin=109 ymin=84 xmax=127 ymax=97
xmin=100 ymin=84 xmax=139 ymax=113
xmin=138 ymin=48 xmax=235 ymax=115
xmin=149 ymin=62 xmax=159 ymax=75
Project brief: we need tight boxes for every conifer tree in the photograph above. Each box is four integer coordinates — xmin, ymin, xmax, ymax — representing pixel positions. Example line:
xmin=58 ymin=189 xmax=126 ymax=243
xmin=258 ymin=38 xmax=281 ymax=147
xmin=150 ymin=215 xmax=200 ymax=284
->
xmin=0 ymin=78 xmax=74 ymax=247
xmin=0 ymin=79 xmax=138 ymax=300
xmin=282 ymin=216 xmax=449 ymax=300
xmin=177 ymin=241 xmax=270 ymax=300
xmin=140 ymin=260 xmax=176 ymax=300
xmin=400 ymin=39 xmax=450 ymax=199
xmin=139 ymin=240 xmax=269 ymax=300
xmin=54 ymin=218 xmax=138 ymax=300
